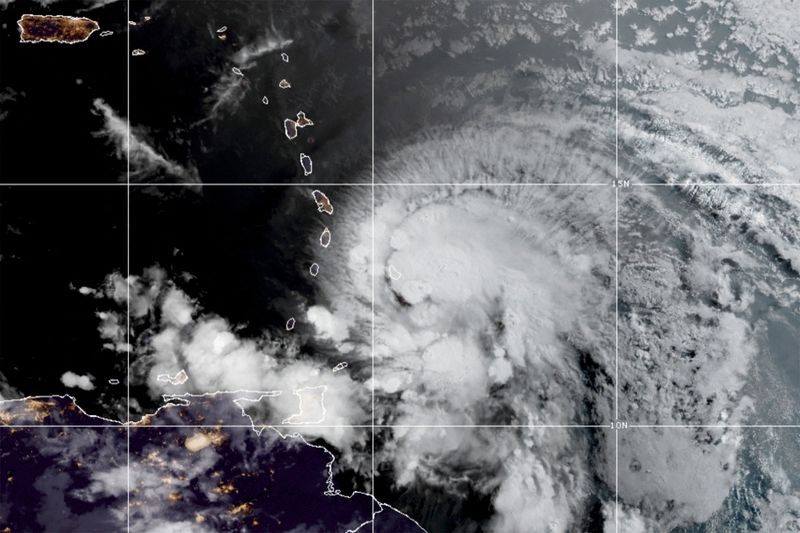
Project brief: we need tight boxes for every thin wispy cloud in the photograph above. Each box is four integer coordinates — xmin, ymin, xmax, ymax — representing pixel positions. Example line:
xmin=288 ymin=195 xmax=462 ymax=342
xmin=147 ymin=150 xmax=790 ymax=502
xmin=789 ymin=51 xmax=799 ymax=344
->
xmin=92 ymin=98 xmax=200 ymax=183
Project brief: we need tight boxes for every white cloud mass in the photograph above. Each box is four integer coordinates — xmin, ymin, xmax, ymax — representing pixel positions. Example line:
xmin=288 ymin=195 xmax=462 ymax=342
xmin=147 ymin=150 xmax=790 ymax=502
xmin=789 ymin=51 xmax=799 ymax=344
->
xmin=68 ymin=0 xmax=800 ymax=528
xmin=60 ymin=371 xmax=95 ymax=391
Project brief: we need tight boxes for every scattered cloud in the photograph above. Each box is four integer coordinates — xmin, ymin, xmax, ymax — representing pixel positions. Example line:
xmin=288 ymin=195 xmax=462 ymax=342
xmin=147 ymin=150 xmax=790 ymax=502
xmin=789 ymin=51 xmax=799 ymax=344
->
xmin=194 ymin=31 xmax=292 ymax=127
xmin=84 ymin=267 xmax=368 ymax=451
xmin=60 ymin=371 xmax=95 ymax=391
xmin=231 ymin=31 xmax=292 ymax=66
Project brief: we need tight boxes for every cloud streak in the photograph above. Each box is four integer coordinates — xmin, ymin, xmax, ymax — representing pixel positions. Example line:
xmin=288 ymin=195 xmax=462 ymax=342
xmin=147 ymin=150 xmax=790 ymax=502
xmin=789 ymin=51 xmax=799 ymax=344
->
xmin=92 ymin=99 xmax=199 ymax=183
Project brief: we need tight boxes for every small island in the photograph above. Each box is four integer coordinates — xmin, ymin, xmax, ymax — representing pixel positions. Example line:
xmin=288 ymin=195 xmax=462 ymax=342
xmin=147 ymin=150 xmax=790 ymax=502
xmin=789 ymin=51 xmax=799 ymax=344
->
xmin=312 ymin=189 xmax=334 ymax=215
xmin=17 ymin=14 xmax=100 ymax=44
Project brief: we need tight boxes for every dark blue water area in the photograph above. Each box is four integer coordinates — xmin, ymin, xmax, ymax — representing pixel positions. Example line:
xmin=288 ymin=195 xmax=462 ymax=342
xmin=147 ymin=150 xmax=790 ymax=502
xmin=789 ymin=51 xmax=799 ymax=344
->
xmin=374 ymin=504 xmax=427 ymax=532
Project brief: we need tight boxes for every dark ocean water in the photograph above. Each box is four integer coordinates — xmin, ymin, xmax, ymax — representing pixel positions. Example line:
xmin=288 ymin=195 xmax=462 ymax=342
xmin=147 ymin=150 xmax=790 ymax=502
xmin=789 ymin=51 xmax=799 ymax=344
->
xmin=0 ymin=0 xmax=127 ymax=182
xmin=0 ymin=185 xmax=128 ymax=418
xmin=128 ymin=0 xmax=371 ymax=183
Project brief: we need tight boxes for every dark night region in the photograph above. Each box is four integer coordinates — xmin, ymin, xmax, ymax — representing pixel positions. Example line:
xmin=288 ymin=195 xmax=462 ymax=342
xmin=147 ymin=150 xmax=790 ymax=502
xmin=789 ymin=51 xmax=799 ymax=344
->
xmin=129 ymin=185 xmax=351 ymax=328
xmin=376 ymin=470 xmax=496 ymax=533
xmin=129 ymin=186 xmax=317 ymax=335
xmin=0 ymin=186 xmax=127 ymax=420
xmin=0 ymin=0 xmax=126 ymax=183
xmin=128 ymin=0 xmax=370 ymax=183
xmin=0 ymin=393 xmax=421 ymax=532
xmin=0 ymin=425 xmax=127 ymax=532
xmin=0 ymin=396 xmax=114 ymax=425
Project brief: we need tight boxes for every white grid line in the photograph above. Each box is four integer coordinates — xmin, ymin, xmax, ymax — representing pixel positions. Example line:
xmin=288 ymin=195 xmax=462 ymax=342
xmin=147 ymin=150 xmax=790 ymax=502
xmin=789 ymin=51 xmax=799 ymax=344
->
xmin=4 ymin=423 xmax=800 ymax=429
xmin=614 ymin=1 xmax=620 ymax=531
xmin=615 ymin=190 xmax=619 ymax=422
xmin=3 ymin=4 xmax=797 ymax=533
xmin=0 ymin=424 xmax=612 ymax=429
xmin=3 ymin=182 xmax=800 ymax=187
xmin=371 ymin=1 xmax=377 ymax=531
xmin=126 ymin=0 xmax=132 ymax=530
xmin=630 ymin=424 xmax=800 ymax=428
xmin=0 ymin=182 xmax=608 ymax=187
xmin=615 ymin=427 xmax=619 ymax=533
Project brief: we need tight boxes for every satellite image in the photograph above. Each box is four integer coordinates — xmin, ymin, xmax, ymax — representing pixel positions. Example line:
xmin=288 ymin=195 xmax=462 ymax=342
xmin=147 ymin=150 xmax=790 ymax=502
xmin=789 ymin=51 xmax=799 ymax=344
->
xmin=1 ymin=0 xmax=799 ymax=532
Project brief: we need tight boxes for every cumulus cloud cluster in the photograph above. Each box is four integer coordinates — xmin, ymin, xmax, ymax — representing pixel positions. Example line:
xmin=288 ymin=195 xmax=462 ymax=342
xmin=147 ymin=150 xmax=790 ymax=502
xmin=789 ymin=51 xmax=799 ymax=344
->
xmin=355 ymin=0 xmax=800 ymax=528
xmin=298 ymin=113 xmax=619 ymax=530
xmin=60 ymin=371 xmax=95 ymax=391
xmin=0 ymin=395 xmax=421 ymax=533
xmin=85 ymin=267 xmax=368 ymax=451
xmin=310 ymin=115 xmax=799 ymax=531
xmin=64 ymin=0 xmax=800 ymax=529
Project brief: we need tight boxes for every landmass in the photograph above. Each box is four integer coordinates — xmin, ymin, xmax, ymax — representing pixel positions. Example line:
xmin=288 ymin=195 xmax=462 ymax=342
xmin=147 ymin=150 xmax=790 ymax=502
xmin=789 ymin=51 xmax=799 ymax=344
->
xmin=295 ymin=111 xmax=313 ymax=128
xmin=300 ymin=153 xmax=313 ymax=175
xmin=281 ymin=385 xmax=326 ymax=424
xmin=312 ymin=189 xmax=334 ymax=215
xmin=284 ymin=118 xmax=298 ymax=139
xmin=388 ymin=264 xmax=403 ymax=280
xmin=319 ymin=227 xmax=332 ymax=248
xmin=0 ymin=394 xmax=424 ymax=532
xmin=17 ymin=14 xmax=99 ymax=44
xmin=284 ymin=112 xmax=314 ymax=140
xmin=156 ymin=369 xmax=189 ymax=386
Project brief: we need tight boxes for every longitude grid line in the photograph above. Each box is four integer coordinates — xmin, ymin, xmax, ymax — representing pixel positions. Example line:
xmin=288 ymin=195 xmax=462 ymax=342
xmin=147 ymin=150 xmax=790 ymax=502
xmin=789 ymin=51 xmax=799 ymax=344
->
xmin=126 ymin=0 xmax=131 ymax=530
xmin=126 ymin=0 xmax=132 ymax=530
xmin=614 ymin=0 xmax=619 ymax=532
xmin=370 ymin=1 xmax=376 ymax=531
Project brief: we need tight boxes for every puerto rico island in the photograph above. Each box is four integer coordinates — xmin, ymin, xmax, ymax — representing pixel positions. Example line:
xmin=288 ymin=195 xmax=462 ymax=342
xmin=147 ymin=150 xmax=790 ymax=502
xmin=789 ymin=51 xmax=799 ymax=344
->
xmin=17 ymin=14 xmax=100 ymax=44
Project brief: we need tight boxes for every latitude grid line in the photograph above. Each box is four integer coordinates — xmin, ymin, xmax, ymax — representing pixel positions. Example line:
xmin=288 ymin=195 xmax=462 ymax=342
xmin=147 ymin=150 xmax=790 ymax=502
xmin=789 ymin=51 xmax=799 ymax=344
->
xmin=3 ymin=182 xmax=800 ymax=187
xmin=0 ymin=424 xmax=612 ymax=429
xmin=7 ymin=423 xmax=800 ymax=429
